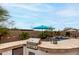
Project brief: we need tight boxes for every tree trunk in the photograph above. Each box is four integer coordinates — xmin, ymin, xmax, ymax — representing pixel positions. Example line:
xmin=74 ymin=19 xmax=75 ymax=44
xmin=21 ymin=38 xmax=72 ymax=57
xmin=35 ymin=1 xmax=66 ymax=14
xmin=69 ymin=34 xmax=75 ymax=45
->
xmin=0 ymin=38 xmax=1 ymax=44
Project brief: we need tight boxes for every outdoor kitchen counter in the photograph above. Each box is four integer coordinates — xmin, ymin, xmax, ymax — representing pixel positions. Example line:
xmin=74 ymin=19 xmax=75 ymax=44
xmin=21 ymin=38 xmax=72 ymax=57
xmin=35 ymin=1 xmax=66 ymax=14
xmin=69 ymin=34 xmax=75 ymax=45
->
xmin=0 ymin=40 xmax=27 ymax=53
xmin=38 ymin=39 xmax=79 ymax=49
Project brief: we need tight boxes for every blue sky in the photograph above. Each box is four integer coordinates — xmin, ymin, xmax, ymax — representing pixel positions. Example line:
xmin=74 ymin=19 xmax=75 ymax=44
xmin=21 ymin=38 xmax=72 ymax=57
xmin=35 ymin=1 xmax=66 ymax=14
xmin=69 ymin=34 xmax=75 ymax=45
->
xmin=0 ymin=3 xmax=79 ymax=30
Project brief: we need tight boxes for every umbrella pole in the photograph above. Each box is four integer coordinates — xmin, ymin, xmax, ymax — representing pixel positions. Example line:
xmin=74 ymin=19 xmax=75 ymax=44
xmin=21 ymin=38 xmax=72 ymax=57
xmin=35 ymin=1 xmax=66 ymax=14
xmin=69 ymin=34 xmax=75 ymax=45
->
xmin=42 ymin=29 xmax=43 ymax=38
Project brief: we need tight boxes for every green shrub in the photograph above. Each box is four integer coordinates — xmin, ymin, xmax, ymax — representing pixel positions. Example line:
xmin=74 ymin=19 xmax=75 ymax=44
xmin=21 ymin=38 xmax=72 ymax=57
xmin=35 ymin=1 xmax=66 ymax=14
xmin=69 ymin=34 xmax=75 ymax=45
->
xmin=0 ymin=28 xmax=9 ymax=36
xmin=0 ymin=27 xmax=9 ymax=43
xmin=38 ymin=31 xmax=48 ymax=39
xmin=19 ymin=32 xmax=30 ymax=40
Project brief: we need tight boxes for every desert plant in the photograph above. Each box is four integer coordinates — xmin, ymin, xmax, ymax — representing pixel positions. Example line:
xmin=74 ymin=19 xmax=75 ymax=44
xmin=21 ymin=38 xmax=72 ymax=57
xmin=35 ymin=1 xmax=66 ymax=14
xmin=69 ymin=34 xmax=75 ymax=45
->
xmin=0 ymin=28 xmax=9 ymax=36
xmin=47 ymin=27 xmax=55 ymax=37
xmin=19 ymin=32 xmax=30 ymax=40
xmin=56 ymin=31 xmax=61 ymax=36
xmin=38 ymin=31 xmax=48 ymax=39
xmin=0 ymin=27 xmax=9 ymax=43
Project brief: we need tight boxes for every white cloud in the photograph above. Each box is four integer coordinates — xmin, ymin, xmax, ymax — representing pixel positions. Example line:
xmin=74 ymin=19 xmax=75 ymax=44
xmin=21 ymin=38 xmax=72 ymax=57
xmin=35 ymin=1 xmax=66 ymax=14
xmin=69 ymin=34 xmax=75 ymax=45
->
xmin=0 ymin=3 xmax=55 ymax=19
xmin=12 ymin=14 xmax=31 ymax=18
xmin=56 ymin=7 xmax=79 ymax=17
xmin=1 ymin=3 xmax=54 ymax=13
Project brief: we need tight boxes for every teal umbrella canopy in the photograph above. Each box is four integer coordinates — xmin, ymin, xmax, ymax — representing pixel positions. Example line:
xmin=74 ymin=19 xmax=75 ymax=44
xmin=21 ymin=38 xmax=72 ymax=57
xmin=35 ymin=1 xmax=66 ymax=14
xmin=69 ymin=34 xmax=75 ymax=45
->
xmin=33 ymin=25 xmax=49 ymax=29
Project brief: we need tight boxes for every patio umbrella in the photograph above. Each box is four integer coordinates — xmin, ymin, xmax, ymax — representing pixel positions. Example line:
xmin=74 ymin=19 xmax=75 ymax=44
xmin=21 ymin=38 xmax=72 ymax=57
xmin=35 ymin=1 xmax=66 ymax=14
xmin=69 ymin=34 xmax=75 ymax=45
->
xmin=33 ymin=25 xmax=49 ymax=37
xmin=33 ymin=25 xmax=49 ymax=30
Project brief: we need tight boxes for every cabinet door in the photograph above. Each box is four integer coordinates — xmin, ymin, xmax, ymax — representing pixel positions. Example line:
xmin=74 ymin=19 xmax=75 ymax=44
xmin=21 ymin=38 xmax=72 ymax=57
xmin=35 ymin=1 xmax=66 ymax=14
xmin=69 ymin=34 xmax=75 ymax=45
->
xmin=29 ymin=52 xmax=35 ymax=55
xmin=12 ymin=47 xmax=23 ymax=55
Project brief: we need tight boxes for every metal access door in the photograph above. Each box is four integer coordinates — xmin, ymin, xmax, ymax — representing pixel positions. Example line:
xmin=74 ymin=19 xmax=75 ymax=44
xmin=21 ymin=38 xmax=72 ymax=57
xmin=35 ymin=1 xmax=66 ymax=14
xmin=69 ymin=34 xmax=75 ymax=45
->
xmin=29 ymin=52 xmax=35 ymax=55
xmin=12 ymin=47 xmax=23 ymax=55
xmin=0 ymin=53 xmax=2 ymax=55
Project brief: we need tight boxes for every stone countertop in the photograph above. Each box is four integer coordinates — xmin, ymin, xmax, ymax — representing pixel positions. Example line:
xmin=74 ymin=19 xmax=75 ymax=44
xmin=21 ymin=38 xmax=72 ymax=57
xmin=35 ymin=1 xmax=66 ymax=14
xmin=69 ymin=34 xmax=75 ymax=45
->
xmin=0 ymin=40 xmax=27 ymax=53
xmin=0 ymin=38 xmax=39 ymax=53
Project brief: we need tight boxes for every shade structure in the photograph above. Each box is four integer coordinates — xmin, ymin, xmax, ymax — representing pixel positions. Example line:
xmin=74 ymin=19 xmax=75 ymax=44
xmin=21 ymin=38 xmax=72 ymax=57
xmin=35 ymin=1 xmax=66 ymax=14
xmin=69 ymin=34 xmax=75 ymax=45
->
xmin=33 ymin=25 xmax=49 ymax=29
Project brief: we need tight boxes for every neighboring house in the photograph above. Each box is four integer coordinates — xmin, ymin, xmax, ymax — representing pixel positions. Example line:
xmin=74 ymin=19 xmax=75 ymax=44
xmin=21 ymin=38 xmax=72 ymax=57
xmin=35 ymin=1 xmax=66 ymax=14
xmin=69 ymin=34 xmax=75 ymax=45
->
xmin=63 ymin=28 xmax=79 ymax=38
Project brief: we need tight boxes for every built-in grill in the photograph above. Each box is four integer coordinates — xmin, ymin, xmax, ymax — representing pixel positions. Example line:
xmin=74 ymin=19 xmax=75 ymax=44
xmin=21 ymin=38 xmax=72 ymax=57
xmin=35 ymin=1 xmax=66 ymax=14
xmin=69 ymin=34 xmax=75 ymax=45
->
xmin=27 ymin=38 xmax=41 ymax=50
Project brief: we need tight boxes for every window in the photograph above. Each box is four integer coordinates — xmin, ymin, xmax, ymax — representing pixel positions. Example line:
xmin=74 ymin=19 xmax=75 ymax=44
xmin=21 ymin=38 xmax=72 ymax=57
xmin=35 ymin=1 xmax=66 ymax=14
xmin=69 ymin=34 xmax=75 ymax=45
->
xmin=66 ymin=32 xmax=70 ymax=37
xmin=12 ymin=47 xmax=23 ymax=55
xmin=29 ymin=52 xmax=35 ymax=55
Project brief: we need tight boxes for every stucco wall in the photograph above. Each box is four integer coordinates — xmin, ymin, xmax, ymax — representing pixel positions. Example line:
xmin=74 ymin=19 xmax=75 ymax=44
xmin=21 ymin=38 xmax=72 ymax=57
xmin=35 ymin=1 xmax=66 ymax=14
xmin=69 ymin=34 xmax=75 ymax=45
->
xmin=23 ymin=45 xmax=79 ymax=55
xmin=0 ymin=30 xmax=40 ymax=44
xmin=2 ymin=50 xmax=12 ymax=55
xmin=25 ymin=47 xmax=49 ymax=55
xmin=38 ymin=48 xmax=79 ymax=55
xmin=1 ymin=46 xmax=79 ymax=55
